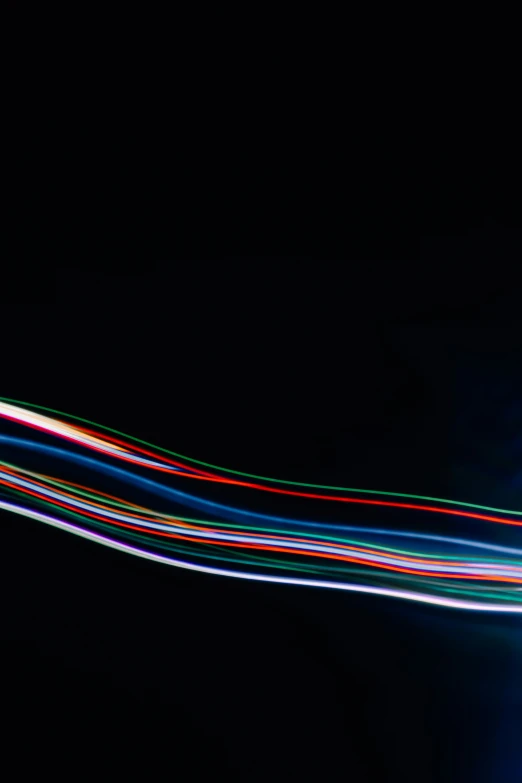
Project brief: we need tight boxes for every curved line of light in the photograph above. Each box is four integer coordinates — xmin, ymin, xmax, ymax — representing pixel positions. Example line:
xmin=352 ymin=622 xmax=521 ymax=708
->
xmin=3 ymin=500 xmax=522 ymax=613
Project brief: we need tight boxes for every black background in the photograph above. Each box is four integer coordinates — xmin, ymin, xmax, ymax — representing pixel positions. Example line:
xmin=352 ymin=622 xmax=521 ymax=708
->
xmin=2 ymin=166 xmax=521 ymax=781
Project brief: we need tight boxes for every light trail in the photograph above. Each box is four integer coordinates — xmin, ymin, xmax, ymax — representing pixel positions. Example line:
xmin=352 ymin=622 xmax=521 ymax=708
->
xmin=1 ymin=400 xmax=521 ymax=612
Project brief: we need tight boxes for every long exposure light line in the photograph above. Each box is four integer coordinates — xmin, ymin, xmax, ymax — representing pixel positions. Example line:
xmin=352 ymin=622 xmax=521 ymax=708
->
xmin=2 ymin=397 xmax=521 ymax=516
xmin=1 ymin=400 xmax=521 ymax=612
xmin=3 ymin=500 xmax=522 ymax=613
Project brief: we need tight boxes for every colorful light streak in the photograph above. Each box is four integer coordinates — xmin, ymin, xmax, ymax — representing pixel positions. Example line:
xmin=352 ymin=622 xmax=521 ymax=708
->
xmin=1 ymin=399 xmax=521 ymax=612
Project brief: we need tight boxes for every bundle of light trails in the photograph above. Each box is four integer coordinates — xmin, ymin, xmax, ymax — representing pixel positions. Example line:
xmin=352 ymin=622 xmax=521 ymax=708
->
xmin=1 ymin=398 xmax=521 ymax=612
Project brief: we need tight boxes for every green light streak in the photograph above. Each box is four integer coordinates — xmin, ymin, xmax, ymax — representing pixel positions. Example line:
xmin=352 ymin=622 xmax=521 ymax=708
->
xmin=2 ymin=396 xmax=521 ymax=517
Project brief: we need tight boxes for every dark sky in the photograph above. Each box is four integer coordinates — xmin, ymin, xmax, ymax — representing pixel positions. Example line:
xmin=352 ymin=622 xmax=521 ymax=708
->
xmin=2 ymin=189 xmax=521 ymax=780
